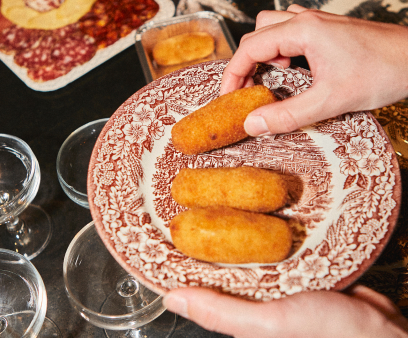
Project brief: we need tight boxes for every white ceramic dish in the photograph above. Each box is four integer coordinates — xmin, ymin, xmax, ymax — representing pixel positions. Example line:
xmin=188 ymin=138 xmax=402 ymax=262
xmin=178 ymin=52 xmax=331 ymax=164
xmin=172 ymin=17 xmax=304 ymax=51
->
xmin=135 ymin=11 xmax=236 ymax=82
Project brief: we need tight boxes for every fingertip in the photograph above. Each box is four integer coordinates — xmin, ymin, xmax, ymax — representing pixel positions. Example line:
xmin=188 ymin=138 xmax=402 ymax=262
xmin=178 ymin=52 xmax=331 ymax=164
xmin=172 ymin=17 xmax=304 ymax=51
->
xmin=345 ymin=284 xmax=371 ymax=296
xmin=219 ymin=75 xmax=241 ymax=96
xmin=244 ymin=115 xmax=271 ymax=136
xmin=163 ymin=290 xmax=189 ymax=319
xmin=163 ymin=287 xmax=221 ymax=319
xmin=219 ymin=85 xmax=230 ymax=96
xmin=255 ymin=10 xmax=295 ymax=30
xmin=347 ymin=284 xmax=401 ymax=316
xmin=268 ymin=56 xmax=292 ymax=70
xmin=287 ymin=4 xmax=308 ymax=13
xmin=244 ymin=101 xmax=301 ymax=136
xmin=220 ymin=75 xmax=254 ymax=96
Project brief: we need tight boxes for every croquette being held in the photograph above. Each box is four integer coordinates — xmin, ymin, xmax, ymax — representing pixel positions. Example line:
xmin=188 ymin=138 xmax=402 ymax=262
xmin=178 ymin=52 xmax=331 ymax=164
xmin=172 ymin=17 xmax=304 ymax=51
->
xmin=171 ymin=85 xmax=278 ymax=155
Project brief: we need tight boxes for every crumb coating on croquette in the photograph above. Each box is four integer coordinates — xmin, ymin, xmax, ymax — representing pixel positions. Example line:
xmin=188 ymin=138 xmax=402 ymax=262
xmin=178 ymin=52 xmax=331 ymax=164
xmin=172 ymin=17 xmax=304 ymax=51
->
xmin=171 ymin=85 xmax=278 ymax=155
xmin=170 ymin=206 xmax=293 ymax=264
xmin=171 ymin=167 xmax=288 ymax=212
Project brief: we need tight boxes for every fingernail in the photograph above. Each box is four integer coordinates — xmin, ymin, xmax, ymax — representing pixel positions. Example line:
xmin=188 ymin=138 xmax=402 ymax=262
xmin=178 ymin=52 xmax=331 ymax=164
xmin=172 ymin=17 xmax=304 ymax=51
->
xmin=244 ymin=115 xmax=270 ymax=136
xmin=163 ymin=294 xmax=189 ymax=319
xmin=271 ymin=62 xmax=285 ymax=70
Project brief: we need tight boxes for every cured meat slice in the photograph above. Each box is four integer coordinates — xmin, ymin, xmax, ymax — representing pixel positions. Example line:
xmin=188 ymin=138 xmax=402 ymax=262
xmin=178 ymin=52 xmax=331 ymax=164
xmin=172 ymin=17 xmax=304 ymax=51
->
xmin=0 ymin=25 xmax=44 ymax=54
xmin=79 ymin=0 xmax=159 ymax=49
xmin=50 ymin=34 xmax=96 ymax=69
xmin=14 ymin=34 xmax=53 ymax=68
xmin=53 ymin=24 xmax=77 ymax=38
xmin=3 ymin=23 xmax=97 ymax=82
xmin=12 ymin=25 xmax=88 ymax=68
xmin=27 ymin=64 xmax=67 ymax=82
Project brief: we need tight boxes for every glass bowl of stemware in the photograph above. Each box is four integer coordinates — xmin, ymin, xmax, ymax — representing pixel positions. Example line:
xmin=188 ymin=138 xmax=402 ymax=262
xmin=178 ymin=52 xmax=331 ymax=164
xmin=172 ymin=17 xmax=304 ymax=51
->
xmin=0 ymin=248 xmax=61 ymax=337
xmin=63 ymin=221 xmax=177 ymax=337
xmin=0 ymin=133 xmax=52 ymax=260
xmin=56 ymin=118 xmax=109 ymax=209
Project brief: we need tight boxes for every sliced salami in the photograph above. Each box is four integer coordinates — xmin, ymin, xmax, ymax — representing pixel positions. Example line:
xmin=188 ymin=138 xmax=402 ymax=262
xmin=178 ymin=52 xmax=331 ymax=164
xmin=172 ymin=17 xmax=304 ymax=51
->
xmin=51 ymin=34 xmax=96 ymax=69
xmin=79 ymin=0 xmax=159 ymax=49
xmin=4 ymin=23 xmax=97 ymax=82
xmin=14 ymin=34 xmax=53 ymax=68
xmin=27 ymin=64 xmax=68 ymax=82
xmin=0 ymin=26 xmax=44 ymax=54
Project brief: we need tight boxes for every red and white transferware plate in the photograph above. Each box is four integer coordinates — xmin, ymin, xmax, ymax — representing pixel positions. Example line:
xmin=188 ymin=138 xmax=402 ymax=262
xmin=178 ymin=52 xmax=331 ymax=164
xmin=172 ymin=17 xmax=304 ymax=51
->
xmin=88 ymin=60 xmax=401 ymax=301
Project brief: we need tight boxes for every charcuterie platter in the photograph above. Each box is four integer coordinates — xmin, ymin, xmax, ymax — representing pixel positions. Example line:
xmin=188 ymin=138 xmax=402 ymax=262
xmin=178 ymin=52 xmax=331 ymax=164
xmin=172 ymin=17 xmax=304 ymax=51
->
xmin=0 ymin=0 xmax=174 ymax=91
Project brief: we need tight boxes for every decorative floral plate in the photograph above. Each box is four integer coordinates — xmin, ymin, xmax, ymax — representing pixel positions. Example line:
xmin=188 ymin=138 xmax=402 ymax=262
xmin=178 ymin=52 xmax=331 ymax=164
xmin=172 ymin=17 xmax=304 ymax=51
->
xmin=88 ymin=59 xmax=401 ymax=300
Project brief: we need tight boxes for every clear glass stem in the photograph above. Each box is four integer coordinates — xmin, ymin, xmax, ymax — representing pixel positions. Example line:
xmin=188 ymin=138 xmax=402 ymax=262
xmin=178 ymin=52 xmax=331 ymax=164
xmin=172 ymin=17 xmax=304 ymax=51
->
xmin=0 ymin=316 xmax=7 ymax=335
xmin=116 ymin=276 xmax=143 ymax=312
xmin=3 ymin=216 xmax=30 ymax=247
xmin=128 ymin=329 xmax=143 ymax=338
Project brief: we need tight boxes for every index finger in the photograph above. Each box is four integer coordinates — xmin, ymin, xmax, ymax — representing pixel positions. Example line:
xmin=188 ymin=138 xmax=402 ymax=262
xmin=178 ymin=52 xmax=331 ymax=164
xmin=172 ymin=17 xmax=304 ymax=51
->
xmin=255 ymin=9 xmax=296 ymax=30
xmin=220 ymin=16 xmax=305 ymax=95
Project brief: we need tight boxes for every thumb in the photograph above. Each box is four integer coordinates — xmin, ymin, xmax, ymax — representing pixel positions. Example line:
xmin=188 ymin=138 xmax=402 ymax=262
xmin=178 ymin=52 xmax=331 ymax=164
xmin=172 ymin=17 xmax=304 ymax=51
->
xmin=163 ymin=287 xmax=277 ymax=337
xmin=245 ymin=83 xmax=337 ymax=135
xmin=163 ymin=287 xmax=408 ymax=338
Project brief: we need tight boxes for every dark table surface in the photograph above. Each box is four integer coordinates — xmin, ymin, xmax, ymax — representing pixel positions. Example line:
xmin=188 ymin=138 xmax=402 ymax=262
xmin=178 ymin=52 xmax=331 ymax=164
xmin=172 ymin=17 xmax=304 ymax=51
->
xmin=2 ymin=1 xmax=408 ymax=337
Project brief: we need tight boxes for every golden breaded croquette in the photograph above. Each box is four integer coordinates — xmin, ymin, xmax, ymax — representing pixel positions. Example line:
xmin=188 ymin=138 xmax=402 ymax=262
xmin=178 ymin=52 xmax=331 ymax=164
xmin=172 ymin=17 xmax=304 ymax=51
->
xmin=171 ymin=85 xmax=278 ymax=155
xmin=152 ymin=32 xmax=215 ymax=66
xmin=170 ymin=206 xmax=292 ymax=264
xmin=171 ymin=167 xmax=288 ymax=213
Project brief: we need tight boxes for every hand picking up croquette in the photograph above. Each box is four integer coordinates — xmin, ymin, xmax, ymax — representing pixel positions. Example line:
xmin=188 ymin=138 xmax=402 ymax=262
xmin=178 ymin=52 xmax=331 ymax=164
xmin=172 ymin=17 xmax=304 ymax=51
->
xmin=171 ymin=167 xmax=288 ymax=213
xmin=170 ymin=206 xmax=292 ymax=264
xmin=171 ymin=85 xmax=278 ymax=155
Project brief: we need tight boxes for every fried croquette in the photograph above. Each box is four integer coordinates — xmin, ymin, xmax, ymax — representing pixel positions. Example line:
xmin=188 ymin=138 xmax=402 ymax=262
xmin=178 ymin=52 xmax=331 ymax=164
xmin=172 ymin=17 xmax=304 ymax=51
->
xmin=171 ymin=167 xmax=288 ymax=213
xmin=171 ymin=85 xmax=278 ymax=155
xmin=170 ymin=206 xmax=293 ymax=264
xmin=152 ymin=32 xmax=215 ymax=66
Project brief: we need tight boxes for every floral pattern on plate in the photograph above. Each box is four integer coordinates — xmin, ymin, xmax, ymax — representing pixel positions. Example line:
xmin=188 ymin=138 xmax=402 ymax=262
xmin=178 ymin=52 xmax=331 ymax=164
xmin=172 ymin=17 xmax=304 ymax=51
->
xmin=88 ymin=60 xmax=401 ymax=300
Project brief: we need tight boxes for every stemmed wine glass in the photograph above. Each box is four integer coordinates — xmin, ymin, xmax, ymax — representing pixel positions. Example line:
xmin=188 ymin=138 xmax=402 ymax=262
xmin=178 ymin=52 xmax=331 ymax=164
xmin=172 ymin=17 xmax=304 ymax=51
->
xmin=0 ymin=134 xmax=52 ymax=260
xmin=56 ymin=118 xmax=109 ymax=208
xmin=63 ymin=221 xmax=177 ymax=337
xmin=0 ymin=248 xmax=61 ymax=337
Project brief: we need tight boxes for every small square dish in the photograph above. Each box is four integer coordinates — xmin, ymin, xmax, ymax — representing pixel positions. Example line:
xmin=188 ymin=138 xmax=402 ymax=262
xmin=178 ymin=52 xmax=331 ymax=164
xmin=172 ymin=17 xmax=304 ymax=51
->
xmin=135 ymin=11 xmax=237 ymax=82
